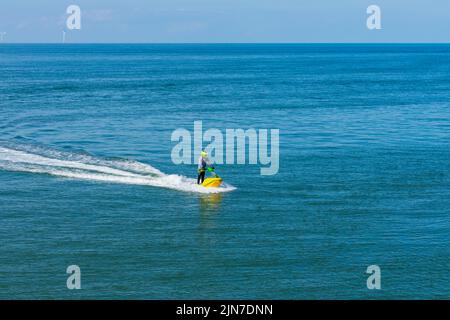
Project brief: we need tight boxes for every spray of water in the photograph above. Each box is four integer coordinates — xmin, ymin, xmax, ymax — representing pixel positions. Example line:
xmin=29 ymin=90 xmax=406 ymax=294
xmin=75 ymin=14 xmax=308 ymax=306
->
xmin=0 ymin=143 xmax=235 ymax=194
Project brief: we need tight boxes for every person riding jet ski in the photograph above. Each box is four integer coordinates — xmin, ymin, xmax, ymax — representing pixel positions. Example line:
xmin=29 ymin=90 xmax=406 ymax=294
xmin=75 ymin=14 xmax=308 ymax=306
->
xmin=197 ymin=150 xmax=214 ymax=184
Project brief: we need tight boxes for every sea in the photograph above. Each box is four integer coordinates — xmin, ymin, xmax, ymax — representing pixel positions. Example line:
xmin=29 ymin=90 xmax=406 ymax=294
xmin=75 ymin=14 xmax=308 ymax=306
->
xmin=0 ymin=44 xmax=449 ymax=299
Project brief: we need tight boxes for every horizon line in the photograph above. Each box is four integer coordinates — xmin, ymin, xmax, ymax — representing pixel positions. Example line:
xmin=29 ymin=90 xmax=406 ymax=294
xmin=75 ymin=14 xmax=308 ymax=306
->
xmin=2 ymin=42 xmax=450 ymax=45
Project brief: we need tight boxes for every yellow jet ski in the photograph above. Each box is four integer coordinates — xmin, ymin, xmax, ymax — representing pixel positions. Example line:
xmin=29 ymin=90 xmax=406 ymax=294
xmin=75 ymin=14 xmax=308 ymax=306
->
xmin=202 ymin=176 xmax=223 ymax=188
xmin=201 ymin=168 xmax=223 ymax=188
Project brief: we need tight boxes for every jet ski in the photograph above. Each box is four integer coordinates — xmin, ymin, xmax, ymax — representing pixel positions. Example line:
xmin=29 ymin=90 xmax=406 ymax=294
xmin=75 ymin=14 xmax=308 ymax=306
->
xmin=201 ymin=168 xmax=223 ymax=188
xmin=202 ymin=176 xmax=223 ymax=188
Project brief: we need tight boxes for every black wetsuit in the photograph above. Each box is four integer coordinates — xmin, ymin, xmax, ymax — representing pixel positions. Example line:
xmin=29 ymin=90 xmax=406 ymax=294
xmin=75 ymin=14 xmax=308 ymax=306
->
xmin=197 ymin=170 xmax=206 ymax=184
xmin=197 ymin=156 xmax=208 ymax=184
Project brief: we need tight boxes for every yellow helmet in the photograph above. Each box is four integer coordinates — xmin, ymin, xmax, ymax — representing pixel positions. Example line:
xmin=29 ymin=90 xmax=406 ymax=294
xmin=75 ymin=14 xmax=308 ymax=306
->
xmin=201 ymin=151 xmax=208 ymax=158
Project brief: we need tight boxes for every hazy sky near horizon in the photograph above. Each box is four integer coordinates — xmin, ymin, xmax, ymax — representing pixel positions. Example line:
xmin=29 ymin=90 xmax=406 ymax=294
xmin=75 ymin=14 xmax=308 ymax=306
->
xmin=0 ymin=0 xmax=449 ymax=43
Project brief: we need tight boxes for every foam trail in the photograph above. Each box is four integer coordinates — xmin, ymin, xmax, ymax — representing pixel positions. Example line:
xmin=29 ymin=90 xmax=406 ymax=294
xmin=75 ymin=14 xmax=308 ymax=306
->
xmin=0 ymin=145 xmax=235 ymax=194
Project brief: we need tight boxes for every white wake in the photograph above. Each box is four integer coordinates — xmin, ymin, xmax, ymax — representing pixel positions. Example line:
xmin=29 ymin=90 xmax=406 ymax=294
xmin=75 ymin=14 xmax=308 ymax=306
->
xmin=0 ymin=145 xmax=235 ymax=194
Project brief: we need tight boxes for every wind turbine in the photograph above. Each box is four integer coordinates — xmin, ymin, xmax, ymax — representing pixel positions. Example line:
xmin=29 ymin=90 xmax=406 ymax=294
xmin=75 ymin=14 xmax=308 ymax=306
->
xmin=62 ymin=30 xmax=66 ymax=44
xmin=0 ymin=32 xmax=6 ymax=42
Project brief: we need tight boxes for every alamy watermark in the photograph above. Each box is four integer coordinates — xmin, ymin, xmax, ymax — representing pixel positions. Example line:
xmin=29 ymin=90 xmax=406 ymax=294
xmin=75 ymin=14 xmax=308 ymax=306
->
xmin=366 ymin=265 xmax=381 ymax=290
xmin=171 ymin=121 xmax=279 ymax=175
xmin=66 ymin=265 xmax=81 ymax=290
xmin=66 ymin=5 xmax=82 ymax=30
xmin=63 ymin=4 xmax=81 ymax=43
xmin=367 ymin=5 xmax=382 ymax=30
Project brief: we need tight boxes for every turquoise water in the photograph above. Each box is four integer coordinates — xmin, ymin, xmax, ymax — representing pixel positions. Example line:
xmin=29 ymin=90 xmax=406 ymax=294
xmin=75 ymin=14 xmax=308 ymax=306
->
xmin=0 ymin=44 xmax=449 ymax=299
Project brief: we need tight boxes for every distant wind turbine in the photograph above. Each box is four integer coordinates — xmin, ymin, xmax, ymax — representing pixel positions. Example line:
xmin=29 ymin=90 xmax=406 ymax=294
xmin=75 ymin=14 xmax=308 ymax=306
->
xmin=62 ymin=30 xmax=66 ymax=44
xmin=0 ymin=32 xmax=6 ymax=42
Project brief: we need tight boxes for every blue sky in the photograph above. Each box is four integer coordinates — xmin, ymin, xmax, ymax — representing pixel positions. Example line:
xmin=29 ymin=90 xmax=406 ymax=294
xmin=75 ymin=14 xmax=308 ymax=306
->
xmin=0 ymin=0 xmax=449 ymax=43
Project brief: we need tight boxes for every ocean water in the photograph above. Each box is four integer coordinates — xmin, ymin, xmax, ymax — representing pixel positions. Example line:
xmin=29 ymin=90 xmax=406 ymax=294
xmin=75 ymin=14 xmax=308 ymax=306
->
xmin=0 ymin=44 xmax=449 ymax=299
